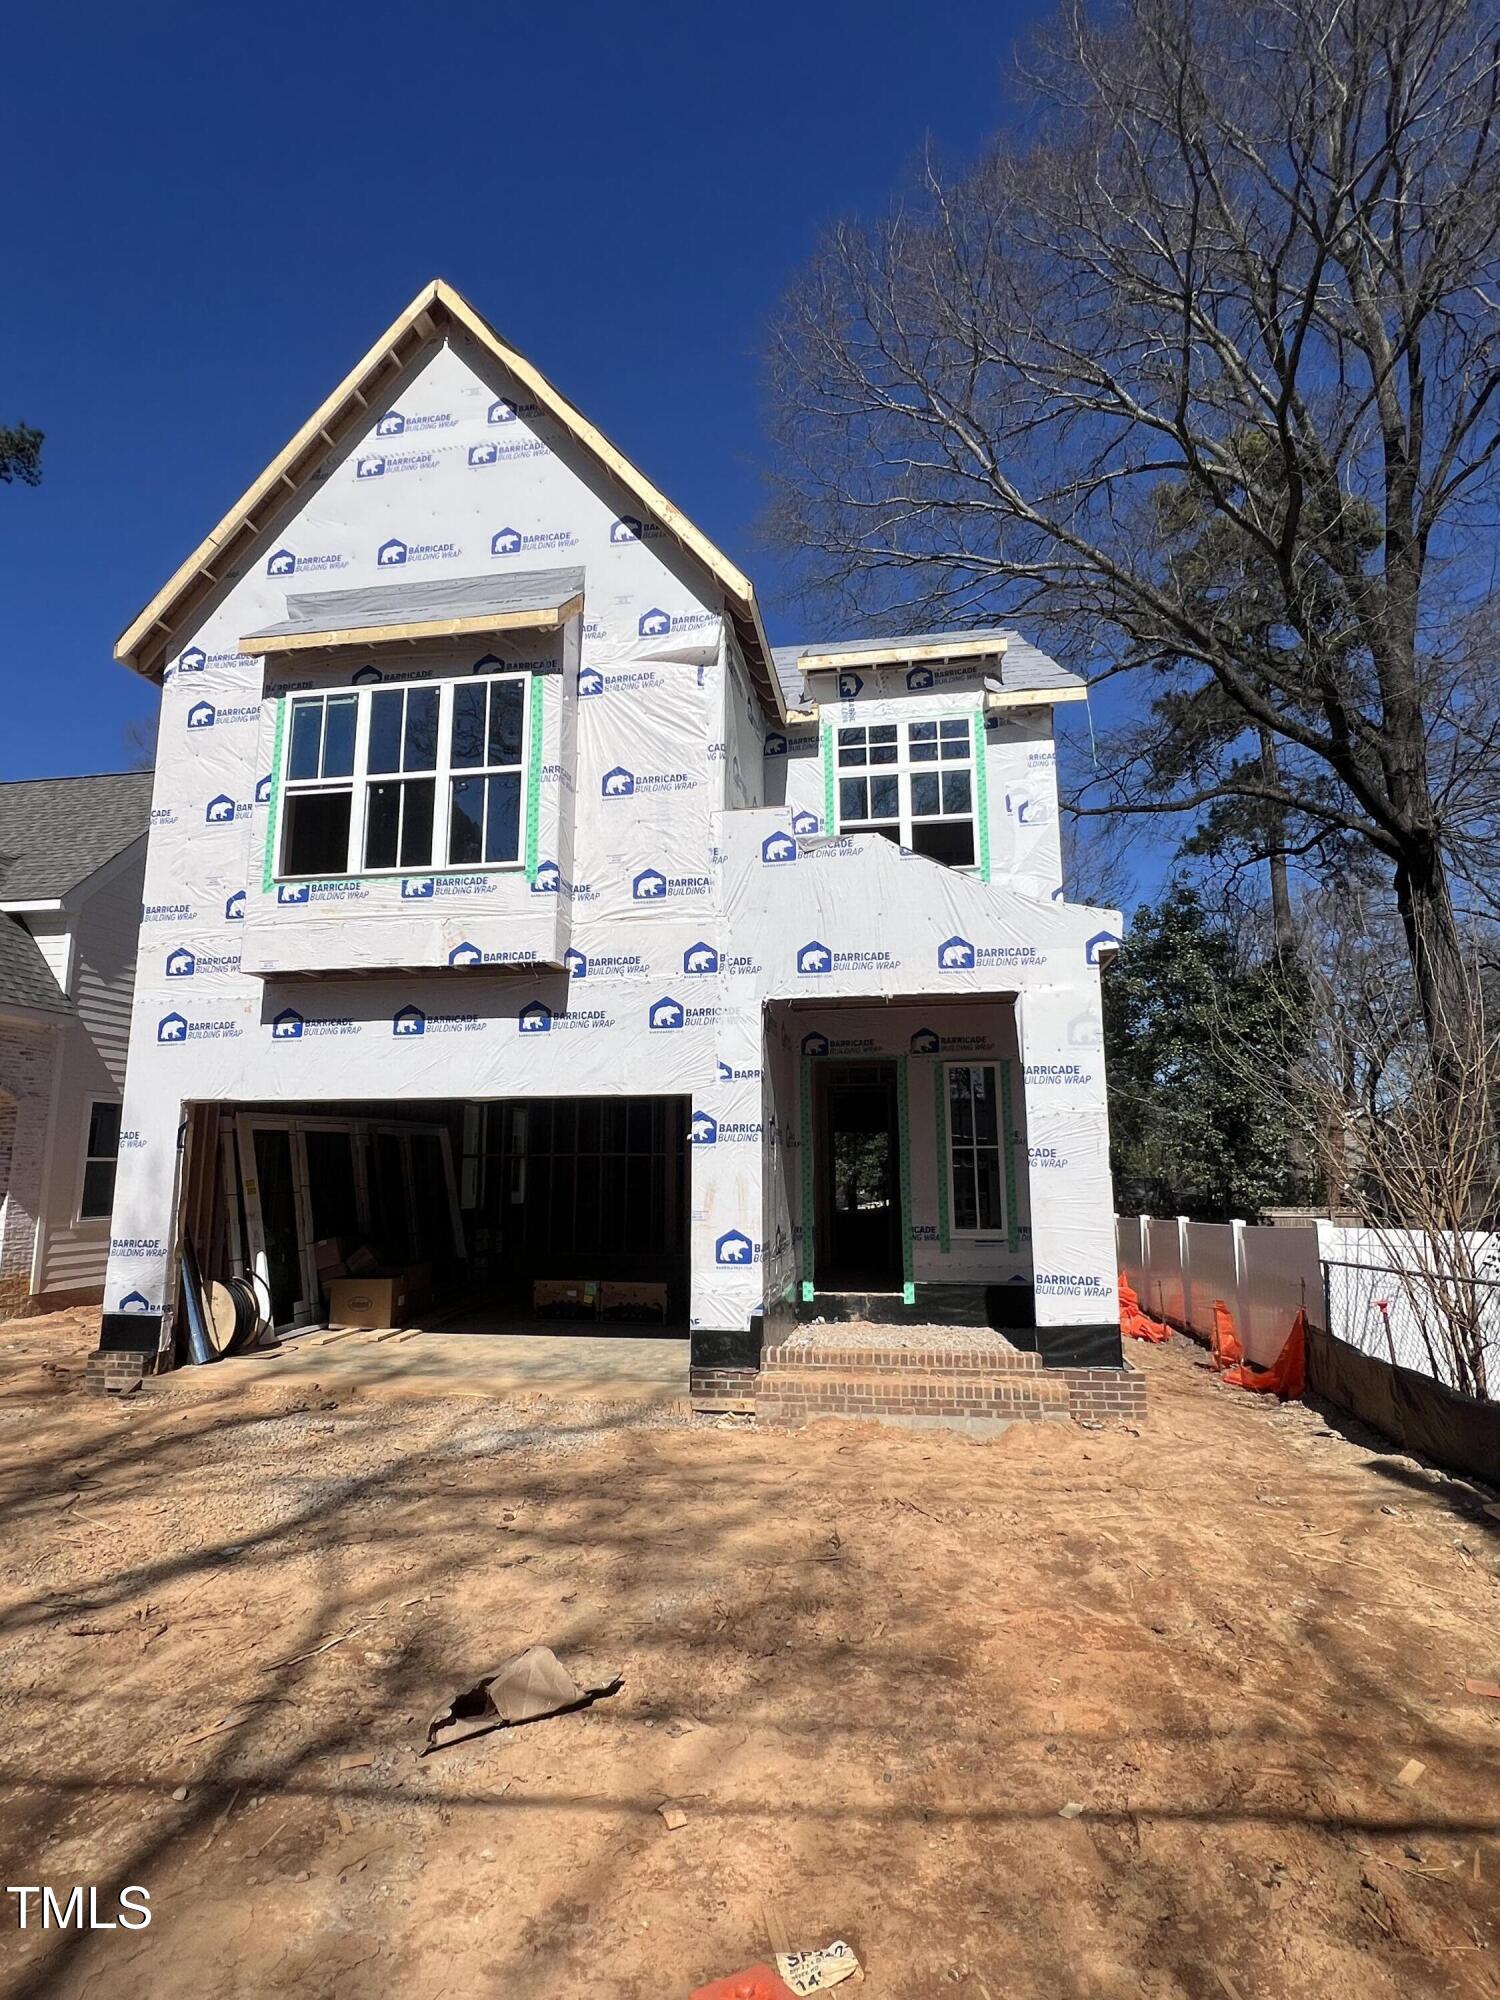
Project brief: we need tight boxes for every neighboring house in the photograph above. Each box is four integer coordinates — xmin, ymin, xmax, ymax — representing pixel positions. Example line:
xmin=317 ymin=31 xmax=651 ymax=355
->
xmin=0 ymin=774 xmax=152 ymax=1313
xmin=100 ymin=280 xmax=1124 ymax=1395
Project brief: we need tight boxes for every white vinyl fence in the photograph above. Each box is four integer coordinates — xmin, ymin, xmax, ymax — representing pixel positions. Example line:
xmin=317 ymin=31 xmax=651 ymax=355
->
xmin=1116 ymin=1214 xmax=1500 ymax=1392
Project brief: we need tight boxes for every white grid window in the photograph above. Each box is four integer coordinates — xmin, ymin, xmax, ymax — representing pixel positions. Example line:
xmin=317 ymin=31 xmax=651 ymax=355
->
xmin=279 ymin=673 xmax=530 ymax=880
xmin=836 ymin=716 xmax=975 ymax=866
xmin=946 ymin=1062 xmax=1005 ymax=1233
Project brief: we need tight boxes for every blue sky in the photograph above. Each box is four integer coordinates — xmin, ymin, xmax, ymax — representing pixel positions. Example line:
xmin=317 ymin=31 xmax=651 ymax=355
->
xmin=2 ymin=0 xmax=1057 ymax=778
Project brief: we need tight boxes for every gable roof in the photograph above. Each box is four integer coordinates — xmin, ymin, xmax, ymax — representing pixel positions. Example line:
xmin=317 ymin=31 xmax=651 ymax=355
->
xmin=0 ymin=916 xmax=70 ymax=1017
xmin=0 ymin=773 xmax=154 ymax=903
xmin=116 ymin=279 xmax=783 ymax=714
xmin=771 ymin=627 xmax=1087 ymax=710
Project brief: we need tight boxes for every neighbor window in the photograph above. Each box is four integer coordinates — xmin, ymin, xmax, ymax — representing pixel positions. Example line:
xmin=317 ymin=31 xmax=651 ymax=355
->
xmin=279 ymin=673 xmax=530 ymax=879
xmin=79 ymin=1100 xmax=122 ymax=1221
xmin=946 ymin=1063 xmax=1004 ymax=1233
xmin=836 ymin=716 xmax=975 ymax=865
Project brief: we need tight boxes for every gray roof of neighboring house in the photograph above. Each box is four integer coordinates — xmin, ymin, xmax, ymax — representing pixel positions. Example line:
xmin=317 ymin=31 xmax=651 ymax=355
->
xmin=0 ymin=772 xmax=153 ymax=902
xmin=0 ymin=915 xmax=70 ymax=1016
xmin=243 ymin=567 xmax=588 ymax=643
xmin=771 ymin=628 xmax=1085 ymax=710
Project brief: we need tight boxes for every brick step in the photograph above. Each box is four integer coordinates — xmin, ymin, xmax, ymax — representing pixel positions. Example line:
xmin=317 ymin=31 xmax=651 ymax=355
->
xmin=757 ymin=1361 xmax=1070 ymax=1429
xmin=763 ymin=1339 xmax=1041 ymax=1374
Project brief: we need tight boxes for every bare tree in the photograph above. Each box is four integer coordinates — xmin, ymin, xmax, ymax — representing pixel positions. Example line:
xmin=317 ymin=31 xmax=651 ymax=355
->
xmin=765 ymin=0 xmax=1500 ymax=1087
xmin=1213 ymin=886 xmax=1499 ymax=1397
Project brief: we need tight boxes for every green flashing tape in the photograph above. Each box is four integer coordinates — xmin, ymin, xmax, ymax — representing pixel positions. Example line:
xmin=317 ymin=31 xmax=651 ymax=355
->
xmin=1002 ymin=1057 xmax=1020 ymax=1253
xmin=933 ymin=1060 xmax=951 ymax=1254
xmin=524 ymin=673 xmax=546 ymax=883
xmin=896 ymin=1055 xmax=915 ymax=1302
xmin=820 ymin=719 xmax=836 ymax=833
xmin=262 ymin=696 xmax=286 ymax=895
xmin=974 ymin=702 xmax=992 ymax=883
xmin=799 ymin=1050 xmax=816 ymax=1301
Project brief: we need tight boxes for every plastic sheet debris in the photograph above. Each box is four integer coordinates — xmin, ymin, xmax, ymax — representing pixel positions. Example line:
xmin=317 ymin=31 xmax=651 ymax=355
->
xmin=422 ymin=1645 xmax=622 ymax=1753
xmin=1119 ymin=1273 xmax=1170 ymax=1343
xmin=1209 ymin=1299 xmax=1244 ymax=1371
xmin=1222 ymin=1308 xmax=1308 ymax=1401
xmin=691 ymin=1942 xmax=861 ymax=2000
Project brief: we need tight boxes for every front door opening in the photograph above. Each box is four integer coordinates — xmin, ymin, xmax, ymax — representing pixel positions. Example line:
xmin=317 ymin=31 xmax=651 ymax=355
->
xmin=814 ymin=1060 xmax=901 ymax=1292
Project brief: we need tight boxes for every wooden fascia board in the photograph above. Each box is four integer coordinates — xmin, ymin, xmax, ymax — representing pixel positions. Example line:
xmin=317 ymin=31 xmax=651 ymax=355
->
xmin=982 ymin=684 xmax=1089 ymax=710
xmin=800 ymin=634 xmax=1012 ymax=673
xmin=240 ymin=596 xmax=584 ymax=657
xmin=115 ymin=285 xmax=446 ymax=677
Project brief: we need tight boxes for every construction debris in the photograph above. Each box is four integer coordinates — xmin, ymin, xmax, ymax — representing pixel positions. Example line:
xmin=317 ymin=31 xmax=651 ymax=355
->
xmin=422 ymin=1645 xmax=622 ymax=1753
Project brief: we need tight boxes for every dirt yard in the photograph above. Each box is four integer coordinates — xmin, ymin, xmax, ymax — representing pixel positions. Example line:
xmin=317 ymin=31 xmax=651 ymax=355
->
xmin=0 ymin=1313 xmax=1496 ymax=2000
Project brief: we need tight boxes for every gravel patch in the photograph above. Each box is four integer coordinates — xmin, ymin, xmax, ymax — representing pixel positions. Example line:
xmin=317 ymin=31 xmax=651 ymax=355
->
xmin=780 ymin=1320 xmax=1021 ymax=1352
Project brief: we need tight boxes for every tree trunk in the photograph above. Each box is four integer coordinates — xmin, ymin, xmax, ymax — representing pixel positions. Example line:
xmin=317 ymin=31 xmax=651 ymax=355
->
xmin=1257 ymin=728 xmax=1297 ymax=962
xmin=1393 ymin=838 xmax=1477 ymax=1098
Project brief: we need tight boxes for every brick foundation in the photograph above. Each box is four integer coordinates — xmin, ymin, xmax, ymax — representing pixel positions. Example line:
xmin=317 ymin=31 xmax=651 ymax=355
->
xmin=690 ymin=1365 xmax=759 ymax=1414
xmin=84 ymin=1349 xmax=165 ymax=1397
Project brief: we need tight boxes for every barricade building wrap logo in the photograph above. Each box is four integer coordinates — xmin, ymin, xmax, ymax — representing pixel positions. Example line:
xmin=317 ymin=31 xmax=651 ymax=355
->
xmin=271 ymin=1008 xmax=304 ymax=1040
xmin=518 ymin=1001 xmax=552 ymax=1034
xmin=602 ymin=765 xmax=695 ymax=800
xmin=838 ymin=672 xmax=863 ymax=699
xmin=683 ymin=942 xmax=718 ymax=975
xmin=714 ymin=1229 xmax=757 ymax=1266
xmin=564 ymin=949 xmax=647 ymax=982
xmin=187 ymin=701 xmax=215 ymax=730
xmin=630 ymin=866 xmax=710 ymax=902
xmin=491 ymin=525 xmax=577 ymax=558
xmin=448 ymin=942 xmax=482 ymax=967
xmin=186 ymin=700 xmax=259 ymax=732
xmin=392 ymin=1004 xmax=483 ymax=1039
xmin=906 ymin=665 xmax=934 ymax=690
xmin=375 ymin=407 xmax=456 ymax=436
xmin=1029 ymin=1145 xmax=1069 ymax=1171
xmin=255 ymin=775 xmax=273 ymax=804
xmin=648 ymin=996 xmax=684 ymax=1031
xmin=225 ymin=891 xmax=246 ymax=921
xmin=378 ymin=535 xmax=460 ymax=568
xmin=609 ymin=515 xmax=666 ymax=544
xmin=796 ymin=940 xmax=897 ymax=977
xmin=266 ymin=546 xmax=347 ymax=577
xmin=118 ymin=1290 xmax=154 ymax=1314
xmin=165 ymin=948 xmax=195 ymax=978
xmin=469 ymin=432 xmax=546 ymax=465
xmin=176 ymin=647 xmax=207 ymax=675
xmin=910 ymin=1027 xmax=941 ymax=1055
xmin=1085 ymin=928 xmax=1123 ymax=964
xmin=487 ymin=396 xmax=540 ymax=425
xmin=358 ymin=447 xmax=438 ymax=480
xmin=802 ymin=1032 xmax=830 ymax=1058
xmin=169 ymin=644 xmax=248 ymax=678
xmin=1034 ymin=1271 xmax=1113 ymax=1302
xmin=204 ymin=793 xmax=251 ymax=825
xmin=761 ymin=830 xmax=797 ymax=865
xmin=791 ymin=810 xmax=820 ymax=835
xmin=1024 ymin=1060 xmax=1094 ymax=1087
xmin=156 ymin=1011 xmax=242 ymax=1044
xmin=936 ymin=935 xmax=1044 ymax=973
xmin=690 ymin=1111 xmax=717 ymax=1145
xmin=531 ymin=861 xmax=561 ymax=894
xmin=636 ymin=606 xmax=718 ymax=640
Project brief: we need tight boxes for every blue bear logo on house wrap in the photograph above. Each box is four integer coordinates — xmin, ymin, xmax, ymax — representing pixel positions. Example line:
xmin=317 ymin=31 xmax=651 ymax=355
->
xmin=690 ymin=1111 xmax=717 ymax=1145
xmin=266 ymin=548 xmax=296 ymax=576
xmin=392 ymin=1004 xmax=426 ymax=1038
xmin=165 ymin=947 xmax=196 ymax=978
xmin=531 ymin=861 xmax=560 ymax=894
xmin=797 ymin=940 xmax=832 ymax=976
xmin=357 ymin=454 xmax=385 ymax=479
xmin=224 ymin=891 xmax=246 ymax=922
xmin=118 ymin=1290 xmax=152 ymax=1313
xmin=683 ymin=942 xmax=718 ymax=975
xmin=1086 ymin=929 xmax=1122 ymax=965
xmin=632 ymin=868 xmax=667 ymax=901
xmin=375 ymin=410 xmax=405 ymax=436
xmin=648 ymin=996 xmax=684 ymax=1031
xmin=906 ymin=665 xmax=934 ymax=690
xmin=186 ymin=701 xmax=215 ymax=730
xmin=577 ymin=667 xmax=604 ymax=698
xmin=278 ymin=884 xmax=309 ymax=905
xmin=838 ymin=672 xmax=863 ymax=699
xmin=205 ymin=794 xmax=235 ymax=824
xmin=761 ymin=830 xmax=796 ymax=865
xmin=449 ymin=941 xmax=482 ymax=967
xmin=715 ymin=1229 xmax=753 ymax=1266
xmin=401 ymin=879 xmax=434 ymax=900
xmin=518 ymin=1001 xmax=552 ymax=1034
xmin=602 ymin=767 xmax=635 ymax=797
xmin=491 ymin=526 xmax=523 ymax=556
xmin=271 ymin=1008 xmax=304 ymax=1040
xmin=157 ymin=1012 xmax=188 ymax=1044
xmin=937 ymin=935 xmax=976 ymax=970
xmin=377 ymin=537 xmax=408 ymax=567
xmin=638 ymin=607 xmax=670 ymax=638
xmin=564 ymin=948 xmax=588 ymax=979
xmin=468 ymin=442 xmax=497 ymax=466
xmin=177 ymin=646 xmax=206 ymax=675
xmin=802 ymin=1031 xmax=829 ymax=1057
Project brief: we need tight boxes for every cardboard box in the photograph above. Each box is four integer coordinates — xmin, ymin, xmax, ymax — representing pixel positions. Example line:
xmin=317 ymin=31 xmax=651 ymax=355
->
xmin=533 ymin=1278 xmax=598 ymax=1319
xmin=599 ymin=1281 xmax=669 ymax=1325
xmin=326 ymin=1274 xmax=406 ymax=1330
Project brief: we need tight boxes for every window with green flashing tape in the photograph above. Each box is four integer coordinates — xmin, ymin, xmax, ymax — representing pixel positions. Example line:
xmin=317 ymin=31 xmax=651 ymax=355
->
xmin=271 ymin=671 xmax=532 ymax=883
xmin=944 ymin=1061 xmax=1006 ymax=1234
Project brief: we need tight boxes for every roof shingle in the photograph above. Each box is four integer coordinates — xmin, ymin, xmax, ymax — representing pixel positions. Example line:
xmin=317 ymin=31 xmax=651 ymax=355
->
xmin=0 ymin=773 xmax=153 ymax=902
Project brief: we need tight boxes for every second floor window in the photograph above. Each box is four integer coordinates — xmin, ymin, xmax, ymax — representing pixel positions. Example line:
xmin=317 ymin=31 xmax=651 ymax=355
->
xmin=836 ymin=716 xmax=975 ymax=866
xmin=279 ymin=673 xmax=530 ymax=880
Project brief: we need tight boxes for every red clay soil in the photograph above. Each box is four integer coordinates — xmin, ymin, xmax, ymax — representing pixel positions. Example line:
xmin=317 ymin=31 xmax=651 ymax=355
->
xmin=0 ymin=1311 xmax=1495 ymax=2000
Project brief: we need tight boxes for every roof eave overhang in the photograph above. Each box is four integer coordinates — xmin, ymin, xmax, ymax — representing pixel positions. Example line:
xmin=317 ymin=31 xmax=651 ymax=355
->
xmin=799 ymin=633 xmax=1012 ymax=674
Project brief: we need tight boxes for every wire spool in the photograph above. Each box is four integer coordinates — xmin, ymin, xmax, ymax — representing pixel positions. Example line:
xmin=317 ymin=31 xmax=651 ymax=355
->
xmin=224 ymin=1275 xmax=265 ymax=1352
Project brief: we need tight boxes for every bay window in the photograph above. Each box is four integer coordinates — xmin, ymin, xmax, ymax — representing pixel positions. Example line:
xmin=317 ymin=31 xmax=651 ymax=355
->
xmin=836 ymin=716 xmax=976 ymax=865
xmin=279 ymin=673 xmax=530 ymax=879
xmin=946 ymin=1062 xmax=1005 ymax=1233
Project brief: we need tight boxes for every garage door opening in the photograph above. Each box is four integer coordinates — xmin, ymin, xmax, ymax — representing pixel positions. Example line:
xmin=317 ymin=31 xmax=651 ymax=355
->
xmin=192 ymin=1095 xmax=691 ymax=1346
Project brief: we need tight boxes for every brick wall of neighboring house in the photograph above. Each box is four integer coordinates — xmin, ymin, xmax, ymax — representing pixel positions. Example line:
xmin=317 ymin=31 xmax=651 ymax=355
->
xmin=0 ymin=1022 xmax=59 ymax=1314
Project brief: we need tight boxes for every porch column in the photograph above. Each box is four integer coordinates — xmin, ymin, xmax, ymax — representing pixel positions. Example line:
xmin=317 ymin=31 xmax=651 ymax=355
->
xmin=1017 ymin=976 xmax=1121 ymax=1364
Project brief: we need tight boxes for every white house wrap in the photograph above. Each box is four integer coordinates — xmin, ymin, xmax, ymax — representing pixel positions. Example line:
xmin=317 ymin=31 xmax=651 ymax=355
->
xmin=103 ymin=281 xmax=1123 ymax=1376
